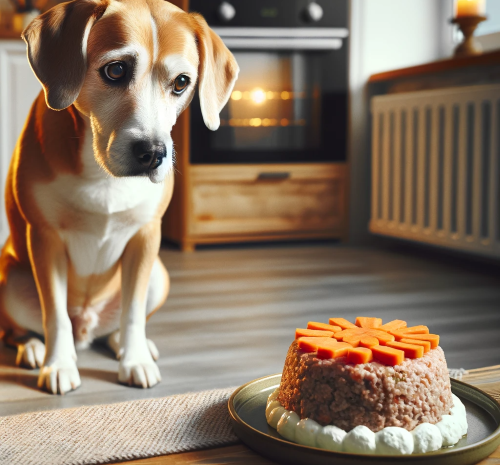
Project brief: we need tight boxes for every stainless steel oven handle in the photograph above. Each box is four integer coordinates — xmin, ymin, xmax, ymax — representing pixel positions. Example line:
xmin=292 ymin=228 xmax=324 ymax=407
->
xmin=219 ymin=37 xmax=342 ymax=50
xmin=212 ymin=27 xmax=349 ymax=38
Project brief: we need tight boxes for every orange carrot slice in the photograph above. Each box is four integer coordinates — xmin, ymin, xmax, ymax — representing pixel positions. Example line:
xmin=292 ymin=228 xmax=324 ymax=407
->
xmin=372 ymin=346 xmax=405 ymax=366
xmin=343 ymin=335 xmax=362 ymax=347
xmin=379 ymin=320 xmax=407 ymax=332
xmin=400 ymin=338 xmax=431 ymax=353
xmin=398 ymin=333 xmax=439 ymax=348
xmin=347 ymin=347 xmax=373 ymax=364
xmin=317 ymin=341 xmax=352 ymax=360
xmin=307 ymin=322 xmax=342 ymax=333
xmin=387 ymin=341 xmax=424 ymax=358
xmin=360 ymin=336 xmax=379 ymax=348
xmin=365 ymin=329 xmax=395 ymax=345
xmin=333 ymin=328 xmax=367 ymax=341
xmin=356 ymin=317 xmax=382 ymax=329
xmin=295 ymin=329 xmax=334 ymax=339
xmin=297 ymin=337 xmax=337 ymax=352
xmin=329 ymin=318 xmax=357 ymax=330
xmin=399 ymin=325 xmax=429 ymax=335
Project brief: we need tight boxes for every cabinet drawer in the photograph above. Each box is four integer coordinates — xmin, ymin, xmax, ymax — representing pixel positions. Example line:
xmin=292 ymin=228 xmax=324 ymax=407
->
xmin=189 ymin=164 xmax=346 ymax=237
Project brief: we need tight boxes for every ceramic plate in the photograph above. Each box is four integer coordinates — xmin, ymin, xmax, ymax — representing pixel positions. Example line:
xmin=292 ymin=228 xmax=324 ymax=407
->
xmin=228 ymin=374 xmax=500 ymax=465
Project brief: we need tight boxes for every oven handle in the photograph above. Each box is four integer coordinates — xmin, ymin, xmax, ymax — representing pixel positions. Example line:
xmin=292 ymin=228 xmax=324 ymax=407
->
xmin=257 ymin=172 xmax=291 ymax=181
xmin=213 ymin=27 xmax=347 ymax=51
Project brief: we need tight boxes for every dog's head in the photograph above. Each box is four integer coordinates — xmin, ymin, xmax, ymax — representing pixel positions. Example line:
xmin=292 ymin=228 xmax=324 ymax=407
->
xmin=22 ymin=0 xmax=239 ymax=183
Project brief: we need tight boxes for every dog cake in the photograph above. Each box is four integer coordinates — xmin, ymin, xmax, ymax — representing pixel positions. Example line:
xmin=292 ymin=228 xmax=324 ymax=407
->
xmin=266 ymin=317 xmax=467 ymax=455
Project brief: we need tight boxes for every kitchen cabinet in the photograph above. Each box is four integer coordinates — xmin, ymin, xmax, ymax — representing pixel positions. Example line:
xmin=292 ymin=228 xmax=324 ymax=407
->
xmin=0 ymin=40 xmax=41 ymax=244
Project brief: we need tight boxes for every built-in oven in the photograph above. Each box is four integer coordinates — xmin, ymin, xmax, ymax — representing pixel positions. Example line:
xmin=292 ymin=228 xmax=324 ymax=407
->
xmin=189 ymin=0 xmax=349 ymax=164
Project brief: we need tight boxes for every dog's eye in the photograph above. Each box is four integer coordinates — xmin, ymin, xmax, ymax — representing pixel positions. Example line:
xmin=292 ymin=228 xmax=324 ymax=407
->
xmin=103 ymin=62 xmax=127 ymax=81
xmin=173 ymin=75 xmax=190 ymax=94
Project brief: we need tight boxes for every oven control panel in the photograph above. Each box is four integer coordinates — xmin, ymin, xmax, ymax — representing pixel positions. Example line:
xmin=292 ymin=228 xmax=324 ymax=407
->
xmin=190 ymin=0 xmax=347 ymax=28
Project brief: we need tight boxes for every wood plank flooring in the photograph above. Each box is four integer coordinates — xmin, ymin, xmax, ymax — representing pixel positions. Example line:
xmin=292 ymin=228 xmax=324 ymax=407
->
xmin=1 ymin=243 xmax=499 ymax=417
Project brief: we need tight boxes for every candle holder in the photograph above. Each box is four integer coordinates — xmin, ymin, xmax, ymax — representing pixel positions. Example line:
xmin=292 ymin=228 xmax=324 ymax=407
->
xmin=451 ymin=15 xmax=487 ymax=57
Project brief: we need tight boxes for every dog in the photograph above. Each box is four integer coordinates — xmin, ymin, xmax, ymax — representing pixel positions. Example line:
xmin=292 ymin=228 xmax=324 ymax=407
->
xmin=0 ymin=0 xmax=238 ymax=394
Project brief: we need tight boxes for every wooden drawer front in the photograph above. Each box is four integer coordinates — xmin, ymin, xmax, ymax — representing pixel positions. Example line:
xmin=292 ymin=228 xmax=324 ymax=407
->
xmin=190 ymin=164 xmax=346 ymax=237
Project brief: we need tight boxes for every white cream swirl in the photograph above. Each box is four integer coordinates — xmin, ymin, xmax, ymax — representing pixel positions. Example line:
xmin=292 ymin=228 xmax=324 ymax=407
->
xmin=266 ymin=389 xmax=467 ymax=455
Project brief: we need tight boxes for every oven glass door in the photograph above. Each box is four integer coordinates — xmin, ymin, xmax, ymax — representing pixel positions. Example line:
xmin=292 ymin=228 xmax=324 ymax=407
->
xmin=190 ymin=47 xmax=347 ymax=164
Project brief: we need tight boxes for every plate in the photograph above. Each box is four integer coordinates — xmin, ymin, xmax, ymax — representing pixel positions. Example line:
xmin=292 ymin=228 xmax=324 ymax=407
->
xmin=228 ymin=374 xmax=500 ymax=465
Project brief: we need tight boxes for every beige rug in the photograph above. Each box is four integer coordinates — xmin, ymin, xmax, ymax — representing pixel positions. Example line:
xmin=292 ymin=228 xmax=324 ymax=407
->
xmin=0 ymin=387 xmax=238 ymax=465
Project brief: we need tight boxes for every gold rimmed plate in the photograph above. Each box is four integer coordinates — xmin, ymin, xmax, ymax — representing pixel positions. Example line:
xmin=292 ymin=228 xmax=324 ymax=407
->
xmin=228 ymin=374 xmax=500 ymax=465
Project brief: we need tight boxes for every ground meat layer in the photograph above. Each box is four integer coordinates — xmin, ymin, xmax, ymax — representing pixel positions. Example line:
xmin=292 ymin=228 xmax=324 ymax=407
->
xmin=278 ymin=341 xmax=452 ymax=432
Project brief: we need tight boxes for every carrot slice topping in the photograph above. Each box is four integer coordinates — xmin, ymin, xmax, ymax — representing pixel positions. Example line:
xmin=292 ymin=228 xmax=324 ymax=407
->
xmin=360 ymin=336 xmax=379 ymax=349
xmin=379 ymin=320 xmax=407 ymax=332
xmin=400 ymin=338 xmax=431 ymax=353
xmin=356 ymin=317 xmax=382 ymax=329
xmin=387 ymin=341 xmax=424 ymax=358
xmin=334 ymin=328 xmax=368 ymax=341
xmin=397 ymin=333 xmax=439 ymax=348
xmin=329 ymin=318 xmax=357 ymax=329
xmin=307 ymin=322 xmax=342 ymax=333
xmin=364 ymin=330 xmax=395 ymax=345
xmin=399 ymin=325 xmax=429 ymax=335
xmin=343 ymin=336 xmax=362 ymax=347
xmin=296 ymin=317 xmax=439 ymax=366
xmin=297 ymin=337 xmax=338 ymax=352
xmin=317 ymin=342 xmax=352 ymax=360
xmin=372 ymin=346 xmax=405 ymax=366
xmin=295 ymin=329 xmax=334 ymax=339
xmin=347 ymin=347 xmax=373 ymax=364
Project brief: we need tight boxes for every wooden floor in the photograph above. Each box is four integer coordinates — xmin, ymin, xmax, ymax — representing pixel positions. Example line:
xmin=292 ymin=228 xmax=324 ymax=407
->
xmin=1 ymin=243 xmax=499 ymax=417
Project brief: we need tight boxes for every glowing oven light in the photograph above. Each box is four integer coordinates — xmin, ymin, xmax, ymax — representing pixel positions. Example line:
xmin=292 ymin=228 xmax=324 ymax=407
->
xmin=231 ymin=90 xmax=242 ymax=100
xmin=250 ymin=88 xmax=266 ymax=104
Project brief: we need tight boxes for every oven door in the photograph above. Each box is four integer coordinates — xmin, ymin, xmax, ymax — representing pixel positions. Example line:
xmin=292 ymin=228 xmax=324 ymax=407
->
xmin=190 ymin=31 xmax=348 ymax=164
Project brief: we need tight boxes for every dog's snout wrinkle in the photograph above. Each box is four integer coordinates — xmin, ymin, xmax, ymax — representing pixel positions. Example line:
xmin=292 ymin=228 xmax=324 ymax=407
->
xmin=132 ymin=140 xmax=166 ymax=170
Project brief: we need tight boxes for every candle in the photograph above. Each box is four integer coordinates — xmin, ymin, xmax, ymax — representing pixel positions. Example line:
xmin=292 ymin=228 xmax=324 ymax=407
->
xmin=455 ymin=0 xmax=486 ymax=17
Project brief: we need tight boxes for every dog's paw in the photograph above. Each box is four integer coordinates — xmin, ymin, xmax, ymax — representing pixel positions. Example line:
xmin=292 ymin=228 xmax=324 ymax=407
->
xmin=16 ymin=338 xmax=45 ymax=369
xmin=108 ymin=331 xmax=159 ymax=361
xmin=118 ymin=357 xmax=161 ymax=388
xmin=38 ymin=359 xmax=81 ymax=395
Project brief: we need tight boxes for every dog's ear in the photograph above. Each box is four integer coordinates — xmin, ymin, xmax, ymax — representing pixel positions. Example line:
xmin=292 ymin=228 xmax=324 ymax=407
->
xmin=190 ymin=14 xmax=239 ymax=131
xmin=22 ymin=0 xmax=107 ymax=110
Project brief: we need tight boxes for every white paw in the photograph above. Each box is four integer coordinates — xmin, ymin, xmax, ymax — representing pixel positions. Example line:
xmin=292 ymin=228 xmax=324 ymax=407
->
xmin=118 ymin=355 xmax=161 ymax=388
xmin=38 ymin=358 xmax=81 ymax=395
xmin=108 ymin=331 xmax=159 ymax=361
xmin=16 ymin=338 xmax=45 ymax=369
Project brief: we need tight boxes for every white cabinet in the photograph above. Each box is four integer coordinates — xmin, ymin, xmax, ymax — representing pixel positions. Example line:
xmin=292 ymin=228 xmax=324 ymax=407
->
xmin=0 ymin=40 xmax=42 ymax=244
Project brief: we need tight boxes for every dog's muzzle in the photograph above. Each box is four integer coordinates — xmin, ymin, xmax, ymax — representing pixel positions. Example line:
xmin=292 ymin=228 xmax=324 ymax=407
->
xmin=132 ymin=140 xmax=167 ymax=171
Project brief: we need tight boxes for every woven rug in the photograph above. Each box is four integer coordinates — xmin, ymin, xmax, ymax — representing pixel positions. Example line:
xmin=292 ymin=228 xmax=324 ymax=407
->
xmin=0 ymin=387 xmax=239 ymax=465
xmin=0 ymin=367 xmax=499 ymax=465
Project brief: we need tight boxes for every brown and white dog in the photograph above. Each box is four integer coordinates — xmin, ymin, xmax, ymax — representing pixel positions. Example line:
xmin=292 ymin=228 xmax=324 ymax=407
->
xmin=0 ymin=0 xmax=238 ymax=394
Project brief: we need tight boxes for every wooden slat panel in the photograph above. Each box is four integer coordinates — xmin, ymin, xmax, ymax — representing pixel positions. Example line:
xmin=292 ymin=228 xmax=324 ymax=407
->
xmin=442 ymin=104 xmax=453 ymax=237
xmin=457 ymin=103 xmax=468 ymax=241
xmin=472 ymin=101 xmax=483 ymax=244
xmin=416 ymin=107 xmax=427 ymax=232
xmin=489 ymin=100 xmax=499 ymax=250
xmin=404 ymin=107 xmax=414 ymax=229
xmin=381 ymin=111 xmax=391 ymax=222
xmin=371 ymin=110 xmax=381 ymax=223
xmin=393 ymin=109 xmax=402 ymax=226
xmin=429 ymin=106 xmax=440 ymax=233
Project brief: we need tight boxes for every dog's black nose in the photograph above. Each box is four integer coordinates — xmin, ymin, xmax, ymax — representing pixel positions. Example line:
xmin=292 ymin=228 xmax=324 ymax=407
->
xmin=132 ymin=140 xmax=167 ymax=170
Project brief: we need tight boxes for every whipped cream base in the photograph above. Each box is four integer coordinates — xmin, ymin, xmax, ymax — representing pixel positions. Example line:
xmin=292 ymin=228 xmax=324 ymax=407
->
xmin=266 ymin=389 xmax=467 ymax=455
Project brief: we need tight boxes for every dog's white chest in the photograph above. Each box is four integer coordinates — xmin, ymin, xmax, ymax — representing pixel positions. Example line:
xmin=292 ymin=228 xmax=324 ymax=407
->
xmin=33 ymin=173 xmax=164 ymax=277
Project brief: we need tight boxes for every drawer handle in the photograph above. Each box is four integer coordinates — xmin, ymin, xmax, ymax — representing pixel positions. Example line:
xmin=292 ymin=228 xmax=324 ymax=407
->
xmin=257 ymin=172 xmax=291 ymax=181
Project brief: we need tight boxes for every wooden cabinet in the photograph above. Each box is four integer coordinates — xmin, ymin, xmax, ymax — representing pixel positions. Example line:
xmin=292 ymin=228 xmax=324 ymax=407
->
xmin=0 ymin=40 xmax=42 ymax=244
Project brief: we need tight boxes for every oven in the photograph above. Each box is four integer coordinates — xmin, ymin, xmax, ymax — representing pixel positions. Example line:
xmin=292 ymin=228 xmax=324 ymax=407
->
xmin=189 ymin=0 xmax=349 ymax=164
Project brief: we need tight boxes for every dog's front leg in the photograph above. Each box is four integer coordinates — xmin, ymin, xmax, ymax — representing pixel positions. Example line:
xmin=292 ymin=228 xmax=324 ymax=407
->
xmin=27 ymin=226 xmax=80 ymax=395
xmin=118 ymin=220 xmax=162 ymax=388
